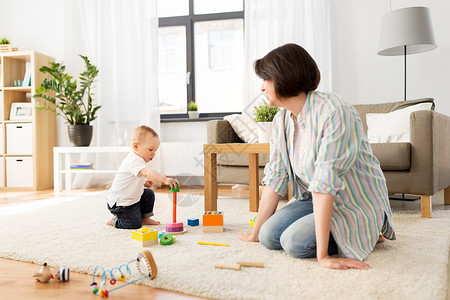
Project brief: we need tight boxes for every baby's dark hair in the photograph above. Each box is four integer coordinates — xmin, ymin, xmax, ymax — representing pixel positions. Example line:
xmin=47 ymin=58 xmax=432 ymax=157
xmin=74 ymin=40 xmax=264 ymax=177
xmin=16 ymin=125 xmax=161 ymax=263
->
xmin=254 ymin=43 xmax=320 ymax=100
xmin=131 ymin=125 xmax=158 ymax=144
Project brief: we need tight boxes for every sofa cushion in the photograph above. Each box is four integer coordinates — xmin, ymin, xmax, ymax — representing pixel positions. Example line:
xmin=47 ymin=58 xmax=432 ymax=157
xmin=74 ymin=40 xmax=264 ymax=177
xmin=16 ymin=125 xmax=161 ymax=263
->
xmin=223 ymin=114 xmax=258 ymax=143
xmin=353 ymin=98 xmax=434 ymax=134
xmin=371 ymin=143 xmax=411 ymax=171
xmin=366 ymin=102 xmax=433 ymax=143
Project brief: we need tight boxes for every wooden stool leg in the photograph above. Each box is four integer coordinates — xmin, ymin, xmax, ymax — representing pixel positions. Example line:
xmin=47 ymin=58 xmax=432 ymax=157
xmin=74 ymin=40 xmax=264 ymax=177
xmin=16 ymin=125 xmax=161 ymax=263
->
xmin=249 ymin=153 xmax=259 ymax=212
xmin=444 ymin=186 xmax=450 ymax=205
xmin=420 ymin=195 xmax=432 ymax=218
xmin=204 ymin=152 xmax=217 ymax=211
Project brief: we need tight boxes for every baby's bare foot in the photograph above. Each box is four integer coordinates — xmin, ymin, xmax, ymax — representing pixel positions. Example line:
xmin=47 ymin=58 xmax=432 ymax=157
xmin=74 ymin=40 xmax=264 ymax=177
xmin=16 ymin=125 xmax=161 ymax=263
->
xmin=142 ymin=217 xmax=161 ymax=225
xmin=106 ymin=217 xmax=116 ymax=226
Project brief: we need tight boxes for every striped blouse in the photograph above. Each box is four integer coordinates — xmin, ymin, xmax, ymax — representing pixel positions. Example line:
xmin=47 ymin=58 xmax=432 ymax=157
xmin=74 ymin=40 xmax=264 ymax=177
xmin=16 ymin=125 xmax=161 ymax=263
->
xmin=262 ymin=91 xmax=395 ymax=260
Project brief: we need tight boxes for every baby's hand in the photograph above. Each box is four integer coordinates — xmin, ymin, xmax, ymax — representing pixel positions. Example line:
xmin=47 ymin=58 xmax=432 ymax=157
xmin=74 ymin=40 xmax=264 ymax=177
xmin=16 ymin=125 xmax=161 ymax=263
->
xmin=165 ymin=177 xmax=180 ymax=190
xmin=144 ymin=180 xmax=153 ymax=188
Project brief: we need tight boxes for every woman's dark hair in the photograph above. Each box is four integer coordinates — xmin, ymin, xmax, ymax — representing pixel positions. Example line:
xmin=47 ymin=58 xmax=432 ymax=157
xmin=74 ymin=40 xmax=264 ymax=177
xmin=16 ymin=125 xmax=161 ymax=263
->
xmin=254 ymin=43 xmax=320 ymax=99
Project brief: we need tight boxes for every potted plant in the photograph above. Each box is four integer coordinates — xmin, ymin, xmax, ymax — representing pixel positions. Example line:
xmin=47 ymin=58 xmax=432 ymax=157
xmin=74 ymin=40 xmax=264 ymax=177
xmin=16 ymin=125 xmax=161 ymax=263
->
xmin=187 ymin=101 xmax=199 ymax=119
xmin=0 ymin=38 xmax=16 ymax=52
xmin=33 ymin=55 xmax=101 ymax=146
xmin=253 ymin=100 xmax=279 ymax=143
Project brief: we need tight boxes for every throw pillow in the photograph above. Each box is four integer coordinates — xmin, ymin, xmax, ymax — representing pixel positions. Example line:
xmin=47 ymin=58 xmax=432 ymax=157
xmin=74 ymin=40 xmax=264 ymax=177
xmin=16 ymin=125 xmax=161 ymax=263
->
xmin=224 ymin=114 xmax=258 ymax=143
xmin=366 ymin=102 xmax=433 ymax=143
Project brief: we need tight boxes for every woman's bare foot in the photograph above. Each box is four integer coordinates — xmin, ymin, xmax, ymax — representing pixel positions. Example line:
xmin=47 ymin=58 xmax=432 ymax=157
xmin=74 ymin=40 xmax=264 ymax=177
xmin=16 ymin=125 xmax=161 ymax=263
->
xmin=106 ymin=217 xmax=116 ymax=226
xmin=142 ymin=217 xmax=161 ymax=225
xmin=377 ymin=235 xmax=387 ymax=243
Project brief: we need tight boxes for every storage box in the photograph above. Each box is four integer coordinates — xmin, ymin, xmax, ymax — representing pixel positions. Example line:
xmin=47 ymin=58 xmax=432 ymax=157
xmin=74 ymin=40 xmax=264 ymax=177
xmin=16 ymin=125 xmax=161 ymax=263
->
xmin=6 ymin=156 xmax=33 ymax=187
xmin=6 ymin=123 xmax=33 ymax=154
xmin=0 ymin=158 xmax=4 ymax=187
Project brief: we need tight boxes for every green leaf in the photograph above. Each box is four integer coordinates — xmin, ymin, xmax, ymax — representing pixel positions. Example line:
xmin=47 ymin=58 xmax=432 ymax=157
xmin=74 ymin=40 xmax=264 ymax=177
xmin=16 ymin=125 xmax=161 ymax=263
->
xmin=34 ymin=55 xmax=100 ymax=125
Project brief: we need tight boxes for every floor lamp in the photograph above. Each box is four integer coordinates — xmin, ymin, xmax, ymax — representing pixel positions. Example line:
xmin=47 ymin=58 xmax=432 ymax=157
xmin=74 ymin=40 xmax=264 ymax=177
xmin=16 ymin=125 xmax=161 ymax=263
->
xmin=378 ymin=7 xmax=436 ymax=201
xmin=378 ymin=6 xmax=437 ymax=101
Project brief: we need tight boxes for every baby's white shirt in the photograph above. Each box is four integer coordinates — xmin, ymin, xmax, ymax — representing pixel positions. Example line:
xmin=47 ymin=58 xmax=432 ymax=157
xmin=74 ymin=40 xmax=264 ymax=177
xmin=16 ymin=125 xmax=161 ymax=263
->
xmin=107 ymin=151 xmax=148 ymax=207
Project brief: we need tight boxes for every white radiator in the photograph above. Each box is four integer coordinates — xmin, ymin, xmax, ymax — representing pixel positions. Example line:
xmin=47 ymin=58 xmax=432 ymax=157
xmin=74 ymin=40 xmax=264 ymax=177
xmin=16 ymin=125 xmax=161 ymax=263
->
xmin=159 ymin=142 xmax=204 ymax=177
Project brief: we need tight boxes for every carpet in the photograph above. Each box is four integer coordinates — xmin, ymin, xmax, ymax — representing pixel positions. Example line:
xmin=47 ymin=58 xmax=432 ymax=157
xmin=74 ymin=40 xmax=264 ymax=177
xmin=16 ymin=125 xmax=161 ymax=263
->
xmin=0 ymin=191 xmax=449 ymax=300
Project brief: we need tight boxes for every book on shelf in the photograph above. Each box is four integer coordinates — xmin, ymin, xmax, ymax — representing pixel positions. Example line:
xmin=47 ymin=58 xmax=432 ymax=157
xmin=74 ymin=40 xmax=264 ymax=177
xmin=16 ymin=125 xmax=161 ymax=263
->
xmin=22 ymin=66 xmax=31 ymax=87
xmin=70 ymin=162 xmax=94 ymax=169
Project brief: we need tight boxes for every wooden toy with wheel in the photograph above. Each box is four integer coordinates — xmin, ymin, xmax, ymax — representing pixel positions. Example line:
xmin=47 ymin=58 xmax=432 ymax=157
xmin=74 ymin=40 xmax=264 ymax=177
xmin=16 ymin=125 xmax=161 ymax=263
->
xmin=90 ymin=249 xmax=157 ymax=297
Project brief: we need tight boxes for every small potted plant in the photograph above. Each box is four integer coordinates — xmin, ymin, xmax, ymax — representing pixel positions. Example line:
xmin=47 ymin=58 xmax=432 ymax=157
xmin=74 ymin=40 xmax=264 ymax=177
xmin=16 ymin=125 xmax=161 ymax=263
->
xmin=0 ymin=38 xmax=16 ymax=52
xmin=33 ymin=55 xmax=101 ymax=146
xmin=253 ymin=100 xmax=279 ymax=143
xmin=187 ymin=101 xmax=199 ymax=119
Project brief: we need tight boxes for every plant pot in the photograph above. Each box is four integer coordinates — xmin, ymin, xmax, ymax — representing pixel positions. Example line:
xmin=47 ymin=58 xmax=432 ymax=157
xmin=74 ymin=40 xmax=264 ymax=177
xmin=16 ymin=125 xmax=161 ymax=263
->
xmin=68 ymin=125 xmax=93 ymax=147
xmin=188 ymin=111 xmax=199 ymax=119
xmin=256 ymin=122 xmax=273 ymax=143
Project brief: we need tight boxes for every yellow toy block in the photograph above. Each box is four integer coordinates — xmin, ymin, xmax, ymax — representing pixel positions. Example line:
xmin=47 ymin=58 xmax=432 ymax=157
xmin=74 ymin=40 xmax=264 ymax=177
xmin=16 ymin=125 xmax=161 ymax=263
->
xmin=132 ymin=227 xmax=158 ymax=247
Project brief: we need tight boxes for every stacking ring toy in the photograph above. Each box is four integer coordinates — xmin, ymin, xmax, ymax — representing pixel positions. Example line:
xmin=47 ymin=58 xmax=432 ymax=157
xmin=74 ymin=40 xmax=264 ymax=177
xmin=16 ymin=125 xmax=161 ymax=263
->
xmin=160 ymin=233 xmax=174 ymax=245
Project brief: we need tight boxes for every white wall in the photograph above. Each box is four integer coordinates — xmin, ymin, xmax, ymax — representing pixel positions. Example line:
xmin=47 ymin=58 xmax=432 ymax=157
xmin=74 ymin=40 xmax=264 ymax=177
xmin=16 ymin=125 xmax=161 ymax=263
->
xmin=330 ymin=0 xmax=450 ymax=116
xmin=0 ymin=0 xmax=65 ymax=60
xmin=1 ymin=0 xmax=449 ymax=144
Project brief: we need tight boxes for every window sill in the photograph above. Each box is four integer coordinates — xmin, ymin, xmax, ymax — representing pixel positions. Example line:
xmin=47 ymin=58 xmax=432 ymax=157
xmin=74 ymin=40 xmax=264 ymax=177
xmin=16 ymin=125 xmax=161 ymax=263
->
xmin=160 ymin=116 xmax=223 ymax=123
xmin=160 ymin=112 xmax=240 ymax=123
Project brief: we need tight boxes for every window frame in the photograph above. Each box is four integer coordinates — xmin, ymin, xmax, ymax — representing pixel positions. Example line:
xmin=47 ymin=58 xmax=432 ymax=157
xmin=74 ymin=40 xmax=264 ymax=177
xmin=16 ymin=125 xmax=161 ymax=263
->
xmin=158 ymin=0 xmax=244 ymax=120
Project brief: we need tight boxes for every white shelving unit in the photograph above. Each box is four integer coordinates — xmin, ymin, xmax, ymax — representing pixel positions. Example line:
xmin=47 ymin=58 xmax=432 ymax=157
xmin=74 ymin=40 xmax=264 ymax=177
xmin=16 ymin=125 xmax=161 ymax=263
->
xmin=53 ymin=146 xmax=130 ymax=193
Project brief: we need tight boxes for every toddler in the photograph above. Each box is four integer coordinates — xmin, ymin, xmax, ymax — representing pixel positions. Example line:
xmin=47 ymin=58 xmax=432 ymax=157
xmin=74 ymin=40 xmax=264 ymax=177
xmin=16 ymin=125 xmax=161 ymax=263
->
xmin=107 ymin=125 xmax=179 ymax=229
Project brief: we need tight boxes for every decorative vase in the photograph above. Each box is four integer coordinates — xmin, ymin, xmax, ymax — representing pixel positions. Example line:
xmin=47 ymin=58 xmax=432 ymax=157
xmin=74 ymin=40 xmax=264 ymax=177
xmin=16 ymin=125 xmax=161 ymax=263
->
xmin=188 ymin=111 xmax=199 ymax=119
xmin=68 ymin=124 xmax=93 ymax=147
xmin=256 ymin=122 xmax=272 ymax=143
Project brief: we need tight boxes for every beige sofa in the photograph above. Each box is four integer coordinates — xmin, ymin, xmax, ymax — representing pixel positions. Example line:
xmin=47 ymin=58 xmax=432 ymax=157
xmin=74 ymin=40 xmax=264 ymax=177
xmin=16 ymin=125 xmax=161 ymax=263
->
xmin=206 ymin=98 xmax=450 ymax=218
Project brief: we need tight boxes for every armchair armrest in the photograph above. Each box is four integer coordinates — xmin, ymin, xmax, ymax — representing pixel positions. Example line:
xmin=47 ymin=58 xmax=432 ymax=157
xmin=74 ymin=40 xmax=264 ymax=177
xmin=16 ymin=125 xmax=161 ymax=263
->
xmin=206 ymin=120 xmax=243 ymax=144
xmin=410 ymin=110 xmax=450 ymax=194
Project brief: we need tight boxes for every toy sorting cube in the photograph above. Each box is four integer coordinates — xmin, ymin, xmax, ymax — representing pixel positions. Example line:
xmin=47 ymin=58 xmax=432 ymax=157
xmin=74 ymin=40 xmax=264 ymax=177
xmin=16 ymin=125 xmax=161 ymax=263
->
xmin=203 ymin=211 xmax=223 ymax=233
xmin=187 ymin=218 xmax=199 ymax=226
xmin=132 ymin=227 xmax=158 ymax=247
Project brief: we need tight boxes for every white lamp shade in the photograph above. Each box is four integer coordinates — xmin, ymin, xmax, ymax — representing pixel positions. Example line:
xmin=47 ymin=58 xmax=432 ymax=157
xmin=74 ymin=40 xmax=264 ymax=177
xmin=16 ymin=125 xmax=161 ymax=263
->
xmin=378 ymin=7 xmax=436 ymax=56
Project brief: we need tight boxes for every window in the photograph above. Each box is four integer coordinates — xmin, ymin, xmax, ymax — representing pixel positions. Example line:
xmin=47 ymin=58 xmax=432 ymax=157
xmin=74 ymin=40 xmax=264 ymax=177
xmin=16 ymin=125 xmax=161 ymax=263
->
xmin=158 ymin=0 xmax=244 ymax=116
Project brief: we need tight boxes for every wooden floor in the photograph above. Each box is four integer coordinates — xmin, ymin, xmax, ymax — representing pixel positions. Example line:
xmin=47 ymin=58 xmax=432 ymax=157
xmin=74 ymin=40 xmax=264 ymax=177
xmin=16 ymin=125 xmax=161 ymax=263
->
xmin=0 ymin=187 xmax=449 ymax=299
xmin=0 ymin=186 xmax=248 ymax=300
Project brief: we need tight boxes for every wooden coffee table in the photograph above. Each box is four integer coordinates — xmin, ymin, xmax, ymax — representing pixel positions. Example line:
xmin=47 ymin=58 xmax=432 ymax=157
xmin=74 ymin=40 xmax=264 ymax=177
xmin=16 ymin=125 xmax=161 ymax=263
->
xmin=203 ymin=143 xmax=270 ymax=212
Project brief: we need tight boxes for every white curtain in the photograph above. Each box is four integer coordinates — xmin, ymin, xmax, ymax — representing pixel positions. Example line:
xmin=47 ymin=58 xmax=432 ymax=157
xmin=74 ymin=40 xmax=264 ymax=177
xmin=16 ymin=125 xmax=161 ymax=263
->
xmin=243 ymin=0 xmax=332 ymax=110
xmin=63 ymin=0 xmax=160 ymax=188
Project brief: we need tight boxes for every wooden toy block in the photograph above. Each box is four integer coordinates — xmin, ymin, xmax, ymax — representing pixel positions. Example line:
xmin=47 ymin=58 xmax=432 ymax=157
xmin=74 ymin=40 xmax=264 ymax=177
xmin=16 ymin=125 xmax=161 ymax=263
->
xmin=236 ymin=261 xmax=265 ymax=268
xmin=187 ymin=218 xmax=199 ymax=226
xmin=203 ymin=226 xmax=223 ymax=233
xmin=203 ymin=211 xmax=223 ymax=226
xmin=214 ymin=263 xmax=241 ymax=271
xmin=132 ymin=227 xmax=158 ymax=247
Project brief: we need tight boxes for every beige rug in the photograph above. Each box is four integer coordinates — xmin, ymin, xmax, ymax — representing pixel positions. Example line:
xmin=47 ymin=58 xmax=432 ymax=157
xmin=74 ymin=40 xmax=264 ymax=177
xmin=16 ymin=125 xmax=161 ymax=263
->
xmin=0 ymin=191 xmax=448 ymax=300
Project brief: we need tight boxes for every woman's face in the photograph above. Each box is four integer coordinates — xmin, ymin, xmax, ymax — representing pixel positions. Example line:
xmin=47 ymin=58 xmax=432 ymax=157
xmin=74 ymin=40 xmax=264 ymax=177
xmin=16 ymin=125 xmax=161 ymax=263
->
xmin=261 ymin=80 xmax=279 ymax=107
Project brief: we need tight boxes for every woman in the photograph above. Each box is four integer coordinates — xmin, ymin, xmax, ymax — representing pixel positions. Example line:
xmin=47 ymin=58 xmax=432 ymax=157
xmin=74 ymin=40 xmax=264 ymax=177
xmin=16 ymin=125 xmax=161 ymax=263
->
xmin=239 ymin=43 xmax=395 ymax=270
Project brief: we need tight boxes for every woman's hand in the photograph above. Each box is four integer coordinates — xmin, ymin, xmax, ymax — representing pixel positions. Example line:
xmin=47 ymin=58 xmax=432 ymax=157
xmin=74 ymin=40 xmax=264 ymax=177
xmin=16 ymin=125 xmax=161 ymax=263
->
xmin=318 ymin=255 xmax=371 ymax=270
xmin=238 ymin=232 xmax=259 ymax=242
